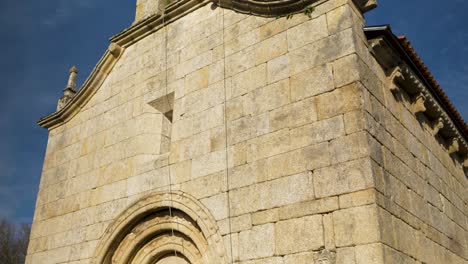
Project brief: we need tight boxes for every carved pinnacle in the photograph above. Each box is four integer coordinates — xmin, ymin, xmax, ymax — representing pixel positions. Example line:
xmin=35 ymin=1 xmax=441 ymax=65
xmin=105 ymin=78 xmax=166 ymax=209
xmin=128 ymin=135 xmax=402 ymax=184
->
xmin=66 ymin=66 xmax=78 ymax=91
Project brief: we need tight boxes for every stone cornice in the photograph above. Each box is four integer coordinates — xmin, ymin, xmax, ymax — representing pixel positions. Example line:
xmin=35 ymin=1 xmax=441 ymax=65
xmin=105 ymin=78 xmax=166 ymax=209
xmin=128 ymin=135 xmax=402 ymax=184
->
xmin=365 ymin=28 xmax=468 ymax=160
xmin=389 ymin=64 xmax=468 ymax=155
xmin=37 ymin=43 xmax=123 ymax=129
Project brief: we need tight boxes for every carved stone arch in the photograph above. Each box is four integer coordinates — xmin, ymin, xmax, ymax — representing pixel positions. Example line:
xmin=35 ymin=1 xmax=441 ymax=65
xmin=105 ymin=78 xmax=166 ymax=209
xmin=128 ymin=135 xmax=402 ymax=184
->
xmin=92 ymin=191 xmax=227 ymax=264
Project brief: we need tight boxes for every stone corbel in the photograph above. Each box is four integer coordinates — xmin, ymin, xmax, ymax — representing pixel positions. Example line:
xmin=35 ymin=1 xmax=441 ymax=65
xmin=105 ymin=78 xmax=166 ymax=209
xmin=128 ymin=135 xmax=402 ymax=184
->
xmin=108 ymin=43 xmax=122 ymax=58
xmin=411 ymin=93 xmax=426 ymax=114
xmin=387 ymin=66 xmax=404 ymax=93
xmin=447 ymin=137 xmax=460 ymax=155
xmin=431 ymin=117 xmax=445 ymax=136
xmin=370 ymin=37 xmax=401 ymax=71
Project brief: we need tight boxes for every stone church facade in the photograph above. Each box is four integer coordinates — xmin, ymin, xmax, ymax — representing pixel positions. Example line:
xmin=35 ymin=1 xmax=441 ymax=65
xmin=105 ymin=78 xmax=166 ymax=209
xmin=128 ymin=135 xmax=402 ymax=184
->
xmin=28 ymin=0 xmax=467 ymax=263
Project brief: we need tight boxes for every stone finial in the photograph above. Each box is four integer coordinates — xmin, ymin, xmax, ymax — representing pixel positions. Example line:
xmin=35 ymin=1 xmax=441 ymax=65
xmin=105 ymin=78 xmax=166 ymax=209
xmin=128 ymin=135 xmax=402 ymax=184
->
xmin=57 ymin=66 xmax=78 ymax=111
xmin=448 ymin=137 xmax=460 ymax=155
xmin=431 ymin=117 xmax=445 ymax=136
xmin=67 ymin=66 xmax=78 ymax=90
xmin=411 ymin=93 xmax=426 ymax=114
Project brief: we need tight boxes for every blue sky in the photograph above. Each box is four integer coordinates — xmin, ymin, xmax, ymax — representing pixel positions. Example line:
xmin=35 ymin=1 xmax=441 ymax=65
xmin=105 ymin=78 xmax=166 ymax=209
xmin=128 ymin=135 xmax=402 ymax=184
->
xmin=0 ymin=0 xmax=466 ymax=224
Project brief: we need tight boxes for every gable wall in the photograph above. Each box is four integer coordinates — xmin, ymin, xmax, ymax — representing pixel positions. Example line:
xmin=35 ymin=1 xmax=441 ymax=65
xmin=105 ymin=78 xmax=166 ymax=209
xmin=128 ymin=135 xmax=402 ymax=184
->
xmin=26 ymin=0 xmax=466 ymax=263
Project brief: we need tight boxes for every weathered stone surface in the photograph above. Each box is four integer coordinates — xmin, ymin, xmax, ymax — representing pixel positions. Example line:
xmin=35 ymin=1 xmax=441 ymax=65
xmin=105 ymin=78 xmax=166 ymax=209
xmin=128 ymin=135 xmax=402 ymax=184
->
xmin=290 ymin=115 xmax=345 ymax=149
xmin=255 ymin=32 xmax=287 ymax=64
xmin=278 ymin=196 xmax=338 ymax=220
xmin=251 ymin=209 xmax=279 ymax=225
xmin=230 ymin=172 xmax=315 ymax=216
xmin=238 ymin=224 xmax=275 ymax=260
xmin=316 ymin=82 xmax=363 ymax=120
xmin=30 ymin=2 xmax=468 ymax=263
xmin=287 ymin=15 xmax=329 ymax=51
xmin=275 ymin=215 xmax=324 ymax=255
xmin=333 ymin=205 xmax=381 ymax=247
xmin=290 ymin=64 xmax=334 ymax=101
xmin=314 ymin=158 xmax=374 ymax=198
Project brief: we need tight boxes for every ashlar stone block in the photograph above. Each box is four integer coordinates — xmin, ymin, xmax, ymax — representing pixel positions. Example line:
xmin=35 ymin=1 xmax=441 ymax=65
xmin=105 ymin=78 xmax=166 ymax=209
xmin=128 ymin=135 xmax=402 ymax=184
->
xmin=290 ymin=115 xmax=345 ymax=149
xmin=314 ymin=158 xmax=375 ymax=198
xmin=316 ymin=82 xmax=363 ymax=120
xmin=289 ymin=28 xmax=356 ymax=76
xmin=290 ymin=64 xmax=334 ymax=101
xmin=254 ymin=32 xmax=288 ymax=64
xmin=333 ymin=205 xmax=381 ymax=247
xmin=238 ymin=223 xmax=275 ymax=261
xmin=231 ymin=63 xmax=267 ymax=99
xmin=275 ymin=215 xmax=324 ymax=255
xmin=267 ymin=54 xmax=289 ymax=84
xmin=229 ymin=171 xmax=314 ymax=216
xmin=287 ymin=15 xmax=328 ymax=51
xmin=244 ymin=79 xmax=290 ymax=116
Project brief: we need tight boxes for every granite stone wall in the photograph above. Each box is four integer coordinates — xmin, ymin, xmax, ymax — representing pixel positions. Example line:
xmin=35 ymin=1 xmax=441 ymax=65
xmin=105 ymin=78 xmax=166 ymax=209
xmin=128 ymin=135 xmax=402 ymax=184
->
xmin=27 ymin=0 xmax=467 ymax=263
xmin=350 ymin=23 xmax=468 ymax=264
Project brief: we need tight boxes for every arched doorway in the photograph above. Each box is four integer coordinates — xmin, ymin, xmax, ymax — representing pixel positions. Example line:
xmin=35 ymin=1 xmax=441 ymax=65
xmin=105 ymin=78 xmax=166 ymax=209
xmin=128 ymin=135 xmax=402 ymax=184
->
xmin=92 ymin=192 xmax=227 ymax=264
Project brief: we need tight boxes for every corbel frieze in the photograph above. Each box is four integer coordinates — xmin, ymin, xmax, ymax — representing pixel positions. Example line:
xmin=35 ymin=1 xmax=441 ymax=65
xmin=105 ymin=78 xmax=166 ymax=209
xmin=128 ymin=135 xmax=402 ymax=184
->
xmin=370 ymin=33 xmax=467 ymax=163
xmin=384 ymin=64 xmax=467 ymax=159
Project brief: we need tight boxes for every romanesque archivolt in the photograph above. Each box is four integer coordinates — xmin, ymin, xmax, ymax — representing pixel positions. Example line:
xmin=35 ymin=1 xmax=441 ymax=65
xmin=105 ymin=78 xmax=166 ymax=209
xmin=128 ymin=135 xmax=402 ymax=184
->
xmin=92 ymin=192 xmax=227 ymax=264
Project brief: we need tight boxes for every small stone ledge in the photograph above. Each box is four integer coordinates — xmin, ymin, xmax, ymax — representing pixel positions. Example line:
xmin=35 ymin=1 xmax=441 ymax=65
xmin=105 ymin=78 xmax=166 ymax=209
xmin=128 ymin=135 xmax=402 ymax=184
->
xmin=368 ymin=33 xmax=468 ymax=166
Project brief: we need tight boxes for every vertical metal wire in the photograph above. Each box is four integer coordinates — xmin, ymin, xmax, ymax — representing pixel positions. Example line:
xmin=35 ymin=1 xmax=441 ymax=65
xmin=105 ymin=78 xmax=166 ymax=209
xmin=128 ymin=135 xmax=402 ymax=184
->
xmin=217 ymin=1 xmax=235 ymax=263
xmin=162 ymin=3 xmax=179 ymax=258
